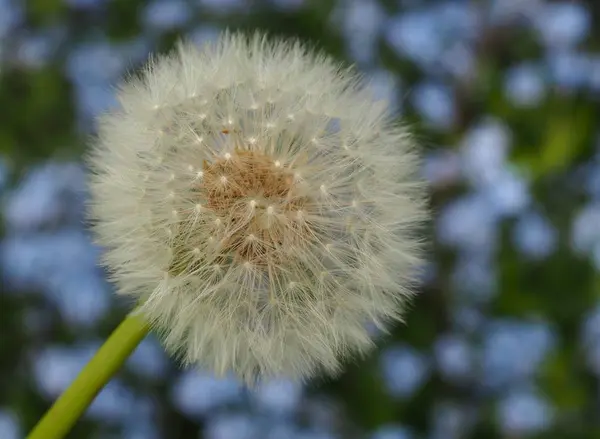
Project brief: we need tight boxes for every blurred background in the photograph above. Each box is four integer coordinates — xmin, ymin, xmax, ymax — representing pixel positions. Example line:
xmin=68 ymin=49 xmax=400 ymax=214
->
xmin=1 ymin=0 xmax=599 ymax=438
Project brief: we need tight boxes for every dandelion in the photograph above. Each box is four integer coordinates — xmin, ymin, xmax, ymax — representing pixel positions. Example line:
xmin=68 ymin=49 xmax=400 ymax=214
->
xmin=86 ymin=32 xmax=427 ymax=384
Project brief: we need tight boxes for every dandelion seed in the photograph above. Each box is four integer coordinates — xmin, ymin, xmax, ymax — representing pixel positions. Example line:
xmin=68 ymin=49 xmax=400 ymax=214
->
xmin=87 ymin=32 xmax=428 ymax=384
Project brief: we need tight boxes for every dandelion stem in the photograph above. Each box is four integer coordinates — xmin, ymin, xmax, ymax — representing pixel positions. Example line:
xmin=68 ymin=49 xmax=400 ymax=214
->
xmin=26 ymin=312 xmax=149 ymax=439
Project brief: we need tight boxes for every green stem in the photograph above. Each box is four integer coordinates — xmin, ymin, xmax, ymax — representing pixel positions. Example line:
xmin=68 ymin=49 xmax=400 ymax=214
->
xmin=27 ymin=312 xmax=150 ymax=439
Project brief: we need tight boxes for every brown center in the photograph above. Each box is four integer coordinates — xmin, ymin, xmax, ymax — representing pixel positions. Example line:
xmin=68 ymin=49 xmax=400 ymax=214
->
xmin=199 ymin=149 xmax=309 ymax=266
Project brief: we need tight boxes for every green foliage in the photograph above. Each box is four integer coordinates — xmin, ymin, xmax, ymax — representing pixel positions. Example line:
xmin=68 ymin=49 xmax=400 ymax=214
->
xmin=0 ymin=66 xmax=78 ymax=170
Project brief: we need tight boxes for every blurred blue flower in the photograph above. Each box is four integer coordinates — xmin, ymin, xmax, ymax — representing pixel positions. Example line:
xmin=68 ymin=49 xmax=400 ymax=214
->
xmin=450 ymin=305 xmax=485 ymax=334
xmin=380 ymin=345 xmax=430 ymax=399
xmin=483 ymin=167 xmax=530 ymax=217
xmin=582 ymin=152 xmax=600 ymax=198
xmin=581 ymin=304 xmax=600 ymax=375
xmin=34 ymin=342 xmax=101 ymax=398
xmin=142 ymin=0 xmax=190 ymax=31
xmin=187 ymin=25 xmax=221 ymax=46
xmin=451 ymin=251 xmax=497 ymax=303
xmin=171 ymin=370 xmax=242 ymax=417
xmin=582 ymin=304 xmax=600 ymax=347
xmin=434 ymin=2 xmax=480 ymax=41
xmin=487 ymin=0 xmax=543 ymax=25
xmin=74 ymin=83 xmax=119 ymax=124
xmin=422 ymin=149 xmax=461 ymax=187
xmin=571 ymin=203 xmax=600 ymax=259
xmin=371 ymin=424 xmax=413 ymax=439
xmin=270 ymin=0 xmax=304 ymax=11
xmin=439 ymin=42 xmax=475 ymax=79
xmin=513 ymin=211 xmax=557 ymax=260
xmin=204 ymin=413 xmax=259 ymax=439
xmin=504 ymin=62 xmax=546 ymax=107
xmin=591 ymin=245 xmax=600 ymax=271
xmin=1 ymin=230 xmax=101 ymax=294
xmin=67 ymin=38 xmax=151 ymax=124
xmin=386 ymin=2 xmax=479 ymax=73
xmin=411 ymin=82 xmax=455 ymax=129
xmin=460 ymin=118 xmax=512 ymax=187
xmin=437 ymin=193 xmax=499 ymax=251
xmin=385 ymin=10 xmax=442 ymax=69
xmin=44 ymin=270 xmax=110 ymax=327
xmin=589 ymin=56 xmax=600 ymax=91
xmin=4 ymin=162 xmax=86 ymax=232
xmin=0 ymin=156 xmax=7 ymax=193
xmin=303 ymin=397 xmax=340 ymax=434
xmin=296 ymin=430 xmax=338 ymax=439
xmin=534 ymin=2 xmax=591 ymax=49
xmin=340 ymin=0 xmax=383 ymax=65
xmin=547 ymin=50 xmax=591 ymax=90
xmin=0 ymin=409 xmax=20 ymax=439
xmin=430 ymin=402 xmax=475 ymax=439
xmin=86 ymin=380 xmax=143 ymax=423
xmin=126 ymin=335 xmax=169 ymax=380
xmin=0 ymin=0 xmax=22 ymax=39
xmin=67 ymin=40 xmax=127 ymax=84
xmin=497 ymin=387 xmax=554 ymax=434
xmin=368 ymin=69 xmax=401 ymax=115
xmin=481 ymin=320 xmax=556 ymax=390
xmin=264 ymin=422 xmax=299 ymax=439
xmin=14 ymin=27 xmax=66 ymax=69
xmin=120 ymin=36 xmax=153 ymax=64
xmin=253 ymin=379 xmax=303 ymax=417
xmin=65 ymin=0 xmax=106 ymax=8
xmin=197 ymin=0 xmax=248 ymax=14
xmin=434 ymin=334 xmax=473 ymax=383
xmin=122 ymin=417 xmax=161 ymax=439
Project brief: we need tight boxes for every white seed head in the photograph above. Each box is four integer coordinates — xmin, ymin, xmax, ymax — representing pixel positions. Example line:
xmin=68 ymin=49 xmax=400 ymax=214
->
xmin=86 ymin=32 xmax=428 ymax=384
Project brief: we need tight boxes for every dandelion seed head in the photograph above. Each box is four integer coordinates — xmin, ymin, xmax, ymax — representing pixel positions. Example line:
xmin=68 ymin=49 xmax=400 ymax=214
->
xmin=87 ymin=31 xmax=427 ymax=384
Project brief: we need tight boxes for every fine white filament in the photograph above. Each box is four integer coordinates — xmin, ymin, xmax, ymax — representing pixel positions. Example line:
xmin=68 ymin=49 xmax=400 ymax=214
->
xmin=87 ymin=32 xmax=427 ymax=384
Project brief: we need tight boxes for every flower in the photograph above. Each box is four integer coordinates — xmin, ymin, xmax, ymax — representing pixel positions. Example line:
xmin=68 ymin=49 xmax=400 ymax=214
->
xmin=87 ymin=32 xmax=427 ymax=384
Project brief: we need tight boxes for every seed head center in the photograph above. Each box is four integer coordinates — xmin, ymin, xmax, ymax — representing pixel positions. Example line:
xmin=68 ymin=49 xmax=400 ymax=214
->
xmin=200 ymin=149 xmax=307 ymax=265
